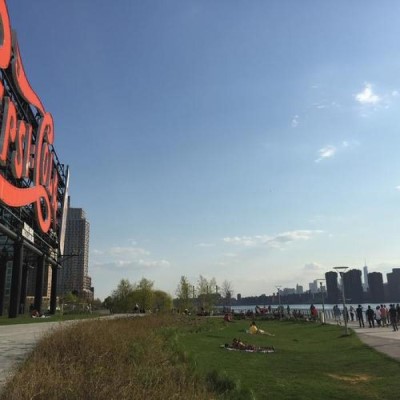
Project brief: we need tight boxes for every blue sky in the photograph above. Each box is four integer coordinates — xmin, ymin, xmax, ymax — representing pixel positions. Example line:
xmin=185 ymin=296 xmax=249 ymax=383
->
xmin=7 ymin=1 xmax=400 ymax=299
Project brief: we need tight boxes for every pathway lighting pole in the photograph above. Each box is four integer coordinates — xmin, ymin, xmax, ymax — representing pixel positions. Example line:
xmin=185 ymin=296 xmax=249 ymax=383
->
xmin=334 ymin=266 xmax=349 ymax=335
xmin=316 ymin=279 xmax=326 ymax=324
xmin=276 ymin=286 xmax=282 ymax=320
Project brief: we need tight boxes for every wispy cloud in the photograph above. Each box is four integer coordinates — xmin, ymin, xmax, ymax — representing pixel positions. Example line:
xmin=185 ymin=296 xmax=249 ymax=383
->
xmin=315 ymin=145 xmax=336 ymax=163
xmin=355 ymin=83 xmax=381 ymax=105
xmin=196 ymin=242 xmax=215 ymax=248
xmin=91 ymin=243 xmax=169 ymax=270
xmin=291 ymin=115 xmax=299 ymax=128
xmin=223 ymin=230 xmax=323 ymax=249
xmin=395 ymin=185 xmax=400 ymax=191
xmin=315 ymin=140 xmax=358 ymax=163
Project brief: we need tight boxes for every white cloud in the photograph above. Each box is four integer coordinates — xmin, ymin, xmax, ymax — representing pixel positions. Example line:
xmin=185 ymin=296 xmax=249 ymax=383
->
xmin=392 ymin=90 xmax=399 ymax=97
xmin=109 ymin=246 xmax=150 ymax=257
xmin=92 ymin=259 xmax=170 ymax=271
xmin=291 ymin=115 xmax=299 ymax=128
xmin=396 ymin=186 xmax=400 ymax=191
xmin=303 ymin=262 xmax=323 ymax=272
xmin=196 ymin=242 xmax=215 ymax=248
xmin=355 ymin=83 xmax=381 ymax=105
xmin=315 ymin=145 xmax=336 ymax=163
xmin=90 ymin=242 xmax=169 ymax=271
xmin=223 ymin=230 xmax=322 ymax=249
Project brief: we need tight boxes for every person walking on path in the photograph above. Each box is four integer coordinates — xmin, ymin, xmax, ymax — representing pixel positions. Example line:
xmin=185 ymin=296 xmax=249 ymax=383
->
xmin=380 ymin=305 xmax=387 ymax=327
xmin=333 ymin=305 xmax=341 ymax=325
xmin=356 ymin=305 xmax=365 ymax=328
xmin=375 ymin=306 xmax=382 ymax=327
xmin=366 ymin=306 xmax=375 ymax=328
xmin=349 ymin=306 xmax=355 ymax=322
xmin=389 ymin=304 xmax=398 ymax=332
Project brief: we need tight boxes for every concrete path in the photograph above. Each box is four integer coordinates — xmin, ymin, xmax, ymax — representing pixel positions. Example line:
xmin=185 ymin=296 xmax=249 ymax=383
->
xmin=331 ymin=319 xmax=400 ymax=361
xmin=0 ymin=320 xmax=73 ymax=387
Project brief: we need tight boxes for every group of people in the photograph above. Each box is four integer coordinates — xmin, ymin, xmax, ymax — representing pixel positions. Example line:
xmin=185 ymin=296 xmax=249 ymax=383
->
xmin=333 ymin=303 xmax=399 ymax=332
xmin=361 ymin=304 xmax=399 ymax=331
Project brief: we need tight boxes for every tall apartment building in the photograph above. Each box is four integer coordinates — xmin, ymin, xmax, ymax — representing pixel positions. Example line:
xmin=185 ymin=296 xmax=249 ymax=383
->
xmin=325 ymin=271 xmax=339 ymax=304
xmin=58 ymin=206 xmax=93 ymax=299
xmin=367 ymin=272 xmax=384 ymax=303
xmin=343 ymin=269 xmax=363 ymax=303
xmin=386 ymin=268 xmax=400 ymax=302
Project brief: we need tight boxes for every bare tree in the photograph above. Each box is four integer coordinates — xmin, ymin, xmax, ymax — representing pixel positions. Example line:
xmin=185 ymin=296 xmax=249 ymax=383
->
xmin=221 ymin=280 xmax=234 ymax=309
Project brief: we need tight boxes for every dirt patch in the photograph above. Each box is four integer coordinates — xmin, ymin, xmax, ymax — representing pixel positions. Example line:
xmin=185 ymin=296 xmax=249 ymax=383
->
xmin=327 ymin=373 xmax=371 ymax=384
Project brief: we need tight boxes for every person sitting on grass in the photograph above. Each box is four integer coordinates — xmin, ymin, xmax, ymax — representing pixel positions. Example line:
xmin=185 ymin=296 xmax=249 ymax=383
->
xmin=248 ymin=321 xmax=275 ymax=336
xmin=223 ymin=313 xmax=233 ymax=322
xmin=227 ymin=338 xmax=274 ymax=353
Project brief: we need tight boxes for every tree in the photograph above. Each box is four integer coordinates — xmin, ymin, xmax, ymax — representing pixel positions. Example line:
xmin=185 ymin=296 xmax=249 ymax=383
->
xmin=135 ymin=278 xmax=154 ymax=312
xmin=221 ymin=280 xmax=234 ymax=309
xmin=153 ymin=290 xmax=173 ymax=312
xmin=196 ymin=275 xmax=217 ymax=313
xmin=176 ymin=276 xmax=191 ymax=312
xmin=111 ymin=279 xmax=136 ymax=312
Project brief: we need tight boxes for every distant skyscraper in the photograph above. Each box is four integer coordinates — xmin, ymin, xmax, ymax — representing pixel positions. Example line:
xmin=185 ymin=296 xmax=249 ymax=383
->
xmin=386 ymin=268 xmax=400 ymax=302
xmin=363 ymin=265 xmax=369 ymax=292
xmin=325 ymin=271 xmax=339 ymax=304
xmin=58 ymin=205 xmax=92 ymax=299
xmin=309 ymin=280 xmax=318 ymax=294
xmin=343 ymin=269 xmax=363 ymax=303
xmin=296 ymin=284 xmax=303 ymax=294
xmin=368 ymin=272 xmax=384 ymax=303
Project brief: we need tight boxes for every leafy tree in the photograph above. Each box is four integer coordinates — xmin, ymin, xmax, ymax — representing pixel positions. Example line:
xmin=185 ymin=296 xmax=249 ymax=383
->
xmin=135 ymin=278 xmax=154 ymax=312
xmin=153 ymin=290 xmax=173 ymax=312
xmin=111 ymin=279 xmax=136 ymax=312
xmin=64 ymin=291 xmax=79 ymax=304
xmin=196 ymin=275 xmax=217 ymax=313
xmin=176 ymin=276 xmax=191 ymax=312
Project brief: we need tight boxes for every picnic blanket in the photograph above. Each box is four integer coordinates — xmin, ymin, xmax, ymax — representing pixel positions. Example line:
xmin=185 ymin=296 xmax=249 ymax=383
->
xmin=221 ymin=344 xmax=275 ymax=353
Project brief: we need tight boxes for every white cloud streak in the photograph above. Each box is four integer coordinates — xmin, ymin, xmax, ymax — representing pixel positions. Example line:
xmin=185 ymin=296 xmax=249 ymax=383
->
xmin=315 ymin=145 xmax=336 ymax=163
xmin=91 ymin=244 xmax=169 ymax=271
xmin=223 ymin=230 xmax=323 ymax=249
xmin=355 ymin=83 xmax=381 ymax=105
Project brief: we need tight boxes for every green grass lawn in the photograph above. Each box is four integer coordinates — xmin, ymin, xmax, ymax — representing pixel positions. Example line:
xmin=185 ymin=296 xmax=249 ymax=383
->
xmin=177 ymin=318 xmax=400 ymax=400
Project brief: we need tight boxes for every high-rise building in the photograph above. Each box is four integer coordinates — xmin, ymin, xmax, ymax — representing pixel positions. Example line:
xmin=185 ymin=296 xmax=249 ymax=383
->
xmin=343 ymin=269 xmax=363 ymax=303
xmin=368 ymin=272 xmax=384 ymax=303
xmin=58 ymin=206 xmax=92 ymax=299
xmin=386 ymin=268 xmax=400 ymax=302
xmin=325 ymin=271 xmax=339 ymax=304
xmin=296 ymin=284 xmax=303 ymax=294
xmin=363 ymin=265 xmax=369 ymax=292
xmin=309 ymin=280 xmax=318 ymax=294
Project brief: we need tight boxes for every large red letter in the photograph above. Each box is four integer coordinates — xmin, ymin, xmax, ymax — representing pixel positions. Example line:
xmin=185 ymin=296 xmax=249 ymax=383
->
xmin=0 ymin=0 xmax=11 ymax=69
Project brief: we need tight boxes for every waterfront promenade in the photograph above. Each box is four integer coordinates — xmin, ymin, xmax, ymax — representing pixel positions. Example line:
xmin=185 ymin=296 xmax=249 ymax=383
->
xmin=0 ymin=315 xmax=399 ymax=391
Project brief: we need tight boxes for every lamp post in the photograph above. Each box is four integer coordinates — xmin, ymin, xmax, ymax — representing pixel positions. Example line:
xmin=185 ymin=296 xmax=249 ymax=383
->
xmin=316 ymin=279 xmax=326 ymax=324
xmin=334 ymin=266 xmax=349 ymax=335
xmin=276 ymin=286 xmax=282 ymax=320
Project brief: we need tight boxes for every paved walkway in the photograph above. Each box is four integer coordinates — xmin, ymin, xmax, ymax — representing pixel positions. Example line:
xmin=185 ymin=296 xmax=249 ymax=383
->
xmin=329 ymin=318 xmax=400 ymax=360
xmin=0 ymin=320 xmax=75 ymax=387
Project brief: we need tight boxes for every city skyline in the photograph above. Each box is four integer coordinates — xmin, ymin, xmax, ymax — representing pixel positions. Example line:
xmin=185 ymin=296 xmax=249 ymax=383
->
xmin=7 ymin=2 xmax=400 ymax=300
